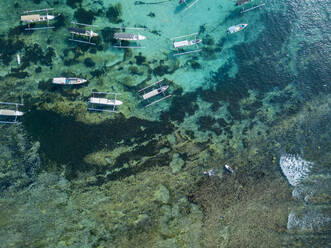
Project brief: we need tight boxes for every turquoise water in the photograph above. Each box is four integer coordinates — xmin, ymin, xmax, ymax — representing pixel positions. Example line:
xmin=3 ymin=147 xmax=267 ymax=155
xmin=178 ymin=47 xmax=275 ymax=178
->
xmin=0 ymin=0 xmax=330 ymax=247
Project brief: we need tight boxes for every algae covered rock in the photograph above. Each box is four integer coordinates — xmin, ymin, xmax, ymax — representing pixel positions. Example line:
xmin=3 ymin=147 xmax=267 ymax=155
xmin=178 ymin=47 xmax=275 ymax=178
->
xmin=154 ymin=184 xmax=170 ymax=204
xmin=170 ymin=153 xmax=185 ymax=174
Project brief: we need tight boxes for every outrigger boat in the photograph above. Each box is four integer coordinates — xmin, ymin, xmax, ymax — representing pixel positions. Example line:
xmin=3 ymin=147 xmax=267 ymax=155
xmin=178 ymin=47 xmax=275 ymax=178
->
xmin=0 ymin=102 xmax=24 ymax=124
xmin=171 ymin=33 xmax=202 ymax=56
xmin=52 ymin=77 xmax=87 ymax=85
xmin=113 ymin=27 xmax=147 ymax=49
xmin=138 ymin=79 xmax=171 ymax=107
xmin=227 ymin=24 xmax=248 ymax=34
xmin=88 ymin=92 xmax=123 ymax=113
xmin=21 ymin=8 xmax=57 ymax=31
xmin=179 ymin=0 xmax=201 ymax=11
xmin=68 ymin=22 xmax=98 ymax=45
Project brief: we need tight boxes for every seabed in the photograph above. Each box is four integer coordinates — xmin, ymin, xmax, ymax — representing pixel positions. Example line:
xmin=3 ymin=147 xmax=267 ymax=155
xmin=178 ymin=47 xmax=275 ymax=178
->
xmin=0 ymin=0 xmax=330 ymax=247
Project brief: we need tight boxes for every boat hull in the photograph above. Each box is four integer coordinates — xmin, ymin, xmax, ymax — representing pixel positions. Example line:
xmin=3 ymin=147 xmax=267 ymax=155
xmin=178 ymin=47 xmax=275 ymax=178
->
xmin=53 ymin=77 xmax=87 ymax=85
xmin=0 ymin=109 xmax=24 ymax=117
xmin=228 ymin=24 xmax=248 ymax=34
xmin=89 ymin=97 xmax=123 ymax=106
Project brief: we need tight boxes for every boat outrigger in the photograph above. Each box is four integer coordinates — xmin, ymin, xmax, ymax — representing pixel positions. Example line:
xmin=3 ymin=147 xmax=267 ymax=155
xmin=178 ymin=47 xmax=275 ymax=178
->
xmin=113 ymin=27 xmax=147 ymax=49
xmin=227 ymin=24 xmax=248 ymax=34
xmin=88 ymin=92 xmax=123 ymax=113
xmin=240 ymin=3 xmax=265 ymax=13
xmin=52 ymin=77 xmax=87 ymax=85
xmin=21 ymin=8 xmax=57 ymax=31
xmin=179 ymin=0 xmax=201 ymax=11
xmin=0 ymin=102 xmax=24 ymax=124
xmin=171 ymin=33 xmax=202 ymax=56
xmin=68 ymin=22 xmax=98 ymax=45
xmin=138 ymin=79 xmax=171 ymax=107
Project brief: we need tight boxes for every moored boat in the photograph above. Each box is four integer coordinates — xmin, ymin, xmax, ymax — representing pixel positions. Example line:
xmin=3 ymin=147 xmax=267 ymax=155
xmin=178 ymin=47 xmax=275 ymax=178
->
xmin=89 ymin=97 xmax=123 ymax=106
xmin=114 ymin=33 xmax=146 ymax=41
xmin=228 ymin=24 xmax=248 ymax=34
xmin=0 ymin=109 xmax=24 ymax=117
xmin=52 ymin=77 xmax=87 ymax=85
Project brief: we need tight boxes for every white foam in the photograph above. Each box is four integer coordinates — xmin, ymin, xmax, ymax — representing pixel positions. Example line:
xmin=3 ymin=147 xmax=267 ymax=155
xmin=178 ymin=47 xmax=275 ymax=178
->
xmin=287 ymin=209 xmax=331 ymax=230
xmin=280 ymin=154 xmax=312 ymax=186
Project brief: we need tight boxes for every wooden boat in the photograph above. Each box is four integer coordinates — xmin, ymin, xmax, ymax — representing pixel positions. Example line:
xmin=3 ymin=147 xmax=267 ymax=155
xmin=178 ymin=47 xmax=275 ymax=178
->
xmin=0 ymin=109 xmax=23 ymax=117
xmin=68 ymin=22 xmax=98 ymax=45
xmin=21 ymin=8 xmax=56 ymax=30
xmin=52 ymin=77 xmax=87 ymax=85
xmin=138 ymin=79 xmax=171 ymax=107
xmin=0 ymin=102 xmax=24 ymax=124
xmin=89 ymin=97 xmax=122 ymax=106
xmin=171 ymin=33 xmax=202 ymax=56
xmin=88 ymin=92 xmax=122 ymax=113
xmin=113 ymin=27 xmax=147 ymax=49
xmin=228 ymin=24 xmax=248 ymax=34
xmin=114 ymin=33 xmax=146 ymax=41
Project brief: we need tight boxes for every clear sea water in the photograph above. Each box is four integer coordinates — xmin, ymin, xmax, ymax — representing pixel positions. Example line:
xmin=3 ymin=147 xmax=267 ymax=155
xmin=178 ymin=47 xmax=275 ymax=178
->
xmin=0 ymin=0 xmax=330 ymax=247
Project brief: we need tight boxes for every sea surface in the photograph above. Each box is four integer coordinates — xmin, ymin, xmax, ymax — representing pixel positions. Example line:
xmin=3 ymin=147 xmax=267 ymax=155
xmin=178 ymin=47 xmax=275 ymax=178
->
xmin=0 ymin=0 xmax=330 ymax=247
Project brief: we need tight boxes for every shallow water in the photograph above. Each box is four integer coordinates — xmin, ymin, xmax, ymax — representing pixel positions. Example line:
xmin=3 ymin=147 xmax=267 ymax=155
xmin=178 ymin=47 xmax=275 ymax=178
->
xmin=0 ymin=0 xmax=330 ymax=247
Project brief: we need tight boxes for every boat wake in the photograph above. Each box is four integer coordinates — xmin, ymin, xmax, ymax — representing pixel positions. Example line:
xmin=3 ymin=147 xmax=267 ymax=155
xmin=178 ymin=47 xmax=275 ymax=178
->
xmin=280 ymin=154 xmax=312 ymax=186
xmin=287 ymin=207 xmax=331 ymax=230
xmin=280 ymin=154 xmax=331 ymax=233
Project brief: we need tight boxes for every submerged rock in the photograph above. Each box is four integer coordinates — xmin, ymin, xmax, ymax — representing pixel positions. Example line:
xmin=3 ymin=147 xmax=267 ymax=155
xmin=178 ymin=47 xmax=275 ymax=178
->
xmin=170 ymin=153 xmax=185 ymax=174
xmin=154 ymin=184 xmax=170 ymax=204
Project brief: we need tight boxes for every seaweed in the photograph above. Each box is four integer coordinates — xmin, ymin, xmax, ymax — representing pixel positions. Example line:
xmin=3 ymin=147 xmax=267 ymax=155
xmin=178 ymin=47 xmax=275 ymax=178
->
xmin=84 ymin=58 xmax=95 ymax=67
xmin=66 ymin=0 xmax=82 ymax=9
xmin=9 ymin=71 xmax=29 ymax=78
xmin=161 ymin=89 xmax=199 ymax=123
xmin=135 ymin=53 xmax=146 ymax=65
xmin=101 ymin=27 xmax=116 ymax=44
xmin=35 ymin=67 xmax=42 ymax=73
xmin=0 ymin=38 xmax=24 ymax=65
xmin=23 ymin=110 xmax=174 ymax=180
xmin=74 ymin=8 xmax=95 ymax=24
xmin=106 ymin=3 xmax=123 ymax=24
xmin=53 ymin=14 xmax=66 ymax=30
xmin=153 ymin=65 xmax=169 ymax=76
xmin=91 ymin=68 xmax=104 ymax=78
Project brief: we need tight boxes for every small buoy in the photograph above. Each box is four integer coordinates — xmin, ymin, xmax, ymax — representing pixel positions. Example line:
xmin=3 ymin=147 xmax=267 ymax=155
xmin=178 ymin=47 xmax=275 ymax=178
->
xmin=17 ymin=54 xmax=21 ymax=65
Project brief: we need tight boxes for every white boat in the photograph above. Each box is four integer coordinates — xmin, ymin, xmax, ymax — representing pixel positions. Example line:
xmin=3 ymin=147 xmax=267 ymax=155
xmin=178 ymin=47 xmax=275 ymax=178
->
xmin=17 ymin=54 xmax=21 ymax=65
xmin=173 ymin=39 xmax=201 ymax=49
xmin=68 ymin=22 xmax=99 ymax=45
xmin=52 ymin=77 xmax=87 ymax=85
xmin=224 ymin=164 xmax=234 ymax=173
xmin=0 ymin=101 xmax=24 ymax=124
xmin=88 ymin=92 xmax=122 ymax=113
xmin=142 ymin=86 xmax=169 ymax=100
xmin=228 ymin=24 xmax=248 ymax=34
xmin=171 ymin=33 xmax=202 ymax=56
xmin=114 ymin=33 xmax=146 ymax=41
xmin=21 ymin=13 xmax=55 ymax=23
xmin=68 ymin=27 xmax=98 ymax=38
xmin=0 ymin=109 xmax=24 ymax=117
xmin=89 ymin=97 xmax=123 ymax=106
xmin=21 ymin=8 xmax=57 ymax=30
xmin=138 ymin=79 xmax=171 ymax=107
